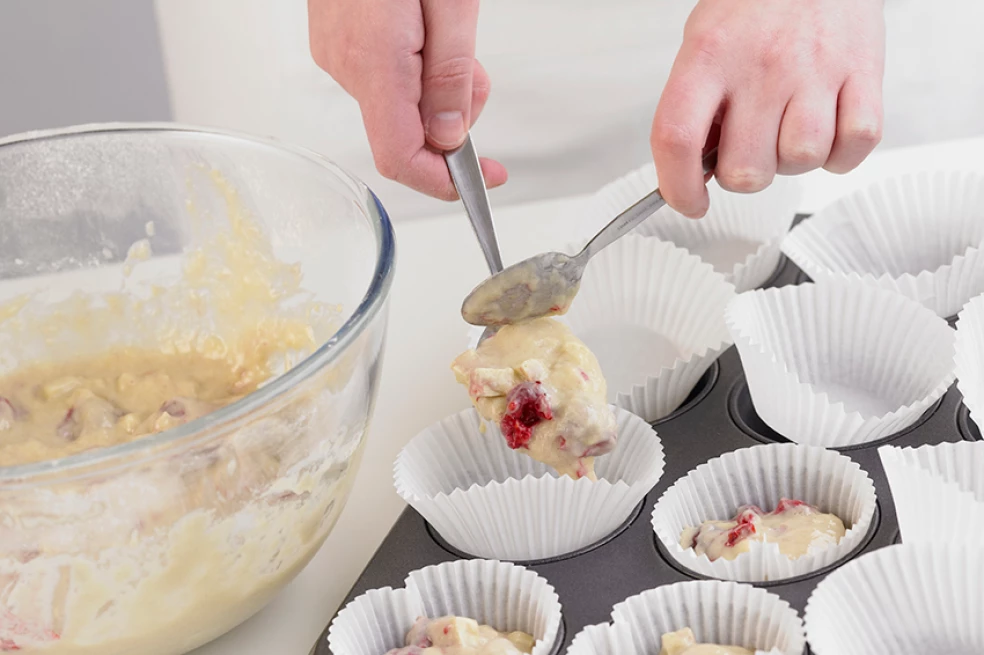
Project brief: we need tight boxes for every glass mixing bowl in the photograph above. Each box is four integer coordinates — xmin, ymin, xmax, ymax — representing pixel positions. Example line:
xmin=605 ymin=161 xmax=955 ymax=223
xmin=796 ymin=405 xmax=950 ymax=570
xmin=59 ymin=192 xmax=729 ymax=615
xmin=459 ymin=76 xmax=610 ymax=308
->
xmin=0 ymin=124 xmax=395 ymax=654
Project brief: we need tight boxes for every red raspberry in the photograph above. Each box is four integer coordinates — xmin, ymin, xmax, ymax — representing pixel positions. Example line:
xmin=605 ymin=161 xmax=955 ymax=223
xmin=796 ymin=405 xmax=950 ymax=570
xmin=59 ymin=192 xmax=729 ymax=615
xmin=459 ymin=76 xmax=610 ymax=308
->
xmin=500 ymin=382 xmax=553 ymax=450
xmin=774 ymin=498 xmax=809 ymax=514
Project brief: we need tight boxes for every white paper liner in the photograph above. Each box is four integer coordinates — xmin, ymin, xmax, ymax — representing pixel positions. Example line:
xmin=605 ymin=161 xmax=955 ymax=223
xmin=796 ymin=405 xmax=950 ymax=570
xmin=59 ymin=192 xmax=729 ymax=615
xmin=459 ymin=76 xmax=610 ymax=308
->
xmin=559 ymin=235 xmax=735 ymax=422
xmin=651 ymin=443 xmax=877 ymax=582
xmin=328 ymin=559 xmax=563 ymax=655
xmin=955 ymin=292 xmax=984 ymax=429
xmin=804 ymin=542 xmax=984 ymax=654
xmin=395 ymin=406 xmax=665 ymax=561
xmin=781 ymin=169 xmax=984 ymax=317
xmin=584 ymin=166 xmax=803 ymax=292
xmin=878 ymin=441 xmax=984 ymax=544
xmin=726 ymin=281 xmax=955 ymax=447
xmin=567 ymin=580 xmax=805 ymax=655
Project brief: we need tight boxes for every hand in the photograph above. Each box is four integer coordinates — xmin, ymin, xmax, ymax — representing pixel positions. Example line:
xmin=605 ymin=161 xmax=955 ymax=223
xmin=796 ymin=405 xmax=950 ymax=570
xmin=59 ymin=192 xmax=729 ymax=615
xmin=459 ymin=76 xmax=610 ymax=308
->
xmin=651 ymin=0 xmax=886 ymax=217
xmin=308 ymin=0 xmax=507 ymax=200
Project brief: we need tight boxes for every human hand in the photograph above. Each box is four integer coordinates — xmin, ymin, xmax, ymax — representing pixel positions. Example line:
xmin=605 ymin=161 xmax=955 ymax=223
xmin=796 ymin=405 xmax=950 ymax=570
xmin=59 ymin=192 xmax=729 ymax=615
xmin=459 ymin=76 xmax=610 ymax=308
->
xmin=651 ymin=0 xmax=886 ymax=217
xmin=309 ymin=0 xmax=507 ymax=200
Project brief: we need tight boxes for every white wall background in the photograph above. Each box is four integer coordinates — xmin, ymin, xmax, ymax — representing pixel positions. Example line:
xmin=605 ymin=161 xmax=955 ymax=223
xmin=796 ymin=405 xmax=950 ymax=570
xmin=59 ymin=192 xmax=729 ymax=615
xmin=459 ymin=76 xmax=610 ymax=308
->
xmin=0 ymin=0 xmax=171 ymax=136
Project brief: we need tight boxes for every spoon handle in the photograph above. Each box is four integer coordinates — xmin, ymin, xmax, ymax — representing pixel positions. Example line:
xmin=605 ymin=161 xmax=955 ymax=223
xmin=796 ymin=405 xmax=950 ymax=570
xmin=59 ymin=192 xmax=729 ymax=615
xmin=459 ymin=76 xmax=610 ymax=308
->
xmin=579 ymin=147 xmax=719 ymax=262
xmin=445 ymin=134 xmax=504 ymax=275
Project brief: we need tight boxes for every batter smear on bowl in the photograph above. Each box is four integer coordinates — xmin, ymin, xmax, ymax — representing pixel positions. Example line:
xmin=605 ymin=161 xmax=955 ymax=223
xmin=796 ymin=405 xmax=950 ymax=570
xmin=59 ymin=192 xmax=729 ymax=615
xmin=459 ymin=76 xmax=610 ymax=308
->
xmin=680 ymin=498 xmax=846 ymax=561
xmin=659 ymin=627 xmax=752 ymax=655
xmin=385 ymin=616 xmax=535 ymax=655
xmin=451 ymin=317 xmax=617 ymax=480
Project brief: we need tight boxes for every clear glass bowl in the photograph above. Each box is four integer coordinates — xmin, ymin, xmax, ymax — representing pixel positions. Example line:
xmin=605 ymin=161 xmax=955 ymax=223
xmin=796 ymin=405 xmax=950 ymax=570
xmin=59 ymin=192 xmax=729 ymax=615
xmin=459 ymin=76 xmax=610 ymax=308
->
xmin=0 ymin=124 xmax=395 ymax=654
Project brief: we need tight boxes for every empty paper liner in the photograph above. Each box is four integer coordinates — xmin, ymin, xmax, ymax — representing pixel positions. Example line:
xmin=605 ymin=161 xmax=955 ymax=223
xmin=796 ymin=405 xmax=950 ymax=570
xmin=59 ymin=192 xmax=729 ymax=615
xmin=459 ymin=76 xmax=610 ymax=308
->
xmin=955 ymin=293 xmax=984 ymax=429
xmin=394 ymin=407 xmax=665 ymax=561
xmin=805 ymin=543 xmax=984 ymax=654
xmin=651 ymin=443 xmax=877 ymax=582
xmin=878 ymin=441 xmax=984 ymax=544
xmin=781 ymin=169 xmax=984 ymax=317
xmin=328 ymin=559 xmax=563 ymax=655
xmin=562 ymin=235 xmax=735 ymax=422
xmin=726 ymin=281 xmax=955 ymax=447
xmin=585 ymin=167 xmax=802 ymax=292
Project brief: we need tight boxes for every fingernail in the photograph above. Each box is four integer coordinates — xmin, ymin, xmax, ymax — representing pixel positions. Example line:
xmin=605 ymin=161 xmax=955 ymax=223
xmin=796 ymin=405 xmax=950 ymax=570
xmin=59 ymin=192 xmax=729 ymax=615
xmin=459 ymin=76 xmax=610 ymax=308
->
xmin=426 ymin=111 xmax=465 ymax=149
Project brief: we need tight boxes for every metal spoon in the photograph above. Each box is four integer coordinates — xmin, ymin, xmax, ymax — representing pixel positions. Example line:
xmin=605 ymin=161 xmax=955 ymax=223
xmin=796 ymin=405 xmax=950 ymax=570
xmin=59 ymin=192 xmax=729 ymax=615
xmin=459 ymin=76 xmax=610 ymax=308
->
xmin=444 ymin=133 xmax=504 ymax=277
xmin=462 ymin=148 xmax=719 ymax=332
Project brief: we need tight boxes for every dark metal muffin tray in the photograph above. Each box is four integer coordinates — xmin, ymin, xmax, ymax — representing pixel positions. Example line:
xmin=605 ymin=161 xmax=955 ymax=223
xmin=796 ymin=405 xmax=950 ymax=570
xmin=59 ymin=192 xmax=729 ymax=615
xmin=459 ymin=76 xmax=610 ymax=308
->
xmin=312 ymin=216 xmax=974 ymax=655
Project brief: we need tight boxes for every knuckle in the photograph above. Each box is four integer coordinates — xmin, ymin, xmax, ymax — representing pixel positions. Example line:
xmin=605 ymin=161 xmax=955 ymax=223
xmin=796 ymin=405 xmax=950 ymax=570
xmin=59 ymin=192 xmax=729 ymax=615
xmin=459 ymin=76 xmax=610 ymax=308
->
xmin=781 ymin=141 xmax=827 ymax=168
xmin=844 ymin=120 xmax=883 ymax=148
xmin=373 ymin=151 xmax=401 ymax=182
xmin=423 ymin=56 xmax=475 ymax=92
xmin=651 ymin=121 xmax=698 ymax=156
xmin=717 ymin=167 xmax=772 ymax=193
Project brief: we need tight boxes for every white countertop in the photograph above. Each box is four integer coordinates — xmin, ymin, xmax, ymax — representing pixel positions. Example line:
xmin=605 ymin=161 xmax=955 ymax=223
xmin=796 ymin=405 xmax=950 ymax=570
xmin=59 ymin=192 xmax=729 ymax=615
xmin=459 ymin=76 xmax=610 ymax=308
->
xmin=190 ymin=135 xmax=984 ymax=655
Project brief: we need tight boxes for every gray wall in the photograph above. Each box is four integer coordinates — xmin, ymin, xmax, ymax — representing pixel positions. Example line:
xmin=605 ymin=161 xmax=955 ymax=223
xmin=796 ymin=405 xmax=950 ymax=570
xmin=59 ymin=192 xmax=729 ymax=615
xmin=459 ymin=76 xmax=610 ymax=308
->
xmin=0 ymin=0 xmax=171 ymax=137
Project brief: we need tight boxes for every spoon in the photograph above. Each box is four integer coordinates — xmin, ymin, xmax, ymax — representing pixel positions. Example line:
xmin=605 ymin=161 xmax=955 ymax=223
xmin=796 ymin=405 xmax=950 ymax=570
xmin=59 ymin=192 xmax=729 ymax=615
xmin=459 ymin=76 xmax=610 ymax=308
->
xmin=462 ymin=148 xmax=719 ymax=333
xmin=444 ymin=133 xmax=504 ymax=277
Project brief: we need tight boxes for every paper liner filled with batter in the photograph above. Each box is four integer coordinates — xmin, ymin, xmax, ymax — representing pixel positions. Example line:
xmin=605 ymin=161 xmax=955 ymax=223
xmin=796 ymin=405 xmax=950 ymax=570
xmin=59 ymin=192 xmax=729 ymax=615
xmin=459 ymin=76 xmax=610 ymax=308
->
xmin=651 ymin=443 xmax=877 ymax=582
xmin=804 ymin=543 xmax=984 ymax=654
xmin=567 ymin=580 xmax=805 ymax=655
xmin=726 ymin=281 xmax=955 ymax=447
xmin=879 ymin=441 xmax=984 ymax=544
xmin=394 ymin=406 xmax=664 ymax=561
xmin=955 ymin=293 xmax=984 ymax=429
xmin=559 ymin=235 xmax=735 ymax=422
xmin=584 ymin=166 xmax=802 ymax=292
xmin=328 ymin=559 xmax=563 ymax=655
xmin=781 ymin=169 xmax=984 ymax=318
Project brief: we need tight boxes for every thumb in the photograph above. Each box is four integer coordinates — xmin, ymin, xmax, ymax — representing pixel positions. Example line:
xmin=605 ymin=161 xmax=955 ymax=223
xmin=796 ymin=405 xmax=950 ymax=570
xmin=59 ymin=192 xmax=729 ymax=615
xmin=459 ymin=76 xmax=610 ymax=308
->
xmin=419 ymin=0 xmax=480 ymax=150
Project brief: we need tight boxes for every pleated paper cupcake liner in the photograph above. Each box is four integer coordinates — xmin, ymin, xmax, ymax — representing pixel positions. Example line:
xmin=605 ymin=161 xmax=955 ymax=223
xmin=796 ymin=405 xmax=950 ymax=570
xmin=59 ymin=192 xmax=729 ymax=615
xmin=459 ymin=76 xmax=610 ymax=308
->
xmin=878 ymin=441 xmax=984 ymax=544
xmin=584 ymin=166 xmax=803 ymax=292
xmin=726 ymin=281 xmax=955 ymax=447
xmin=782 ymin=169 xmax=984 ymax=317
xmin=328 ymin=559 xmax=563 ymax=655
xmin=567 ymin=580 xmax=805 ymax=655
xmin=805 ymin=543 xmax=984 ymax=654
xmin=955 ymin=293 xmax=984 ymax=428
xmin=394 ymin=406 xmax=665 ymax=561
xmin=651 ymin=443 xmax=877 ymax=582
xmin=560 ymin=235 xmax=735 ymax=422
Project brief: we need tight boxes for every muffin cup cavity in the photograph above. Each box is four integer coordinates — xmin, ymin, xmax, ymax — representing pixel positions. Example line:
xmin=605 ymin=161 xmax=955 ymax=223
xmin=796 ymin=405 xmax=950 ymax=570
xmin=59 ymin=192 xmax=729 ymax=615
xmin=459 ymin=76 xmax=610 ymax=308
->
xmin=879 ymin=441 xmax=984 ymax=544
xmin=584 ymin=166 xmax=803 ymax=292
xmin=394 ymin=407 xmax=665 ymax=561
xmin=726 ymin=281 xmax=955 ymax=447
xmin=327 ymin=559 xmax=563 ymax=655
xmin=781 ymin=169 xmax=984 ymax=318
xmin=651 ymin=443 xmax=877 ymax=583
xmin=804 ymin=543 xmax=984 ymax=655
xmin=567 ymin=580 xmax=805 ymax=655
xmin=561 ymin=235 xmax=735 ymax=423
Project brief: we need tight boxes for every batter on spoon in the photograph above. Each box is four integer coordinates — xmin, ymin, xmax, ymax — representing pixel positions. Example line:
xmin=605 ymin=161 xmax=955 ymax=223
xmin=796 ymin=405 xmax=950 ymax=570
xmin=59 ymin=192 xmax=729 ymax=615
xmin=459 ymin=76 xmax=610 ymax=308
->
xmin=451 ymin=317 xmax=617 ymax=480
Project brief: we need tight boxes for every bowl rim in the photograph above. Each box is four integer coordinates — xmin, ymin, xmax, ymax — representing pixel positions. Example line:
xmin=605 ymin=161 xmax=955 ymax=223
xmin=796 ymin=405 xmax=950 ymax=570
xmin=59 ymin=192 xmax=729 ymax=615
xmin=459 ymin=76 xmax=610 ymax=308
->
xmin=0 ymin=121 xmax=397 ymax=482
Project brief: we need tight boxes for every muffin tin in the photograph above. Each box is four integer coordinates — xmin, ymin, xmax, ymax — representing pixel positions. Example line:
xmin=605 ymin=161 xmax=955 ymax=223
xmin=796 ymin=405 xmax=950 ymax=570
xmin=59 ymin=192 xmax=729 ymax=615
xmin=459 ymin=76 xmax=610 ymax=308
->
xmin=311 ymin=215 xmax=974 ymax=655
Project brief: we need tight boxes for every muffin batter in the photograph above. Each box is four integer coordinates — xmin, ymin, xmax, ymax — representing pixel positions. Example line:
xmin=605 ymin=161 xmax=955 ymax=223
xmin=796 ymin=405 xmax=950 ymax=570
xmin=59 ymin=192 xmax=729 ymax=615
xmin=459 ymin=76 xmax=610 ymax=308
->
xmin=451 ymin=317 xmax=617 ymax=479
xmin=659 ymin=628 xmax=753 ymax=655
xmin=0 ymin=168 xmax=354 ymax=654
xmin=0 ymin=347 xmax=279 ymax=466
xmin=386 ymin=616 xmax=534 ymax=655
xmin=680 ymin=499 xmax=846 ymax=561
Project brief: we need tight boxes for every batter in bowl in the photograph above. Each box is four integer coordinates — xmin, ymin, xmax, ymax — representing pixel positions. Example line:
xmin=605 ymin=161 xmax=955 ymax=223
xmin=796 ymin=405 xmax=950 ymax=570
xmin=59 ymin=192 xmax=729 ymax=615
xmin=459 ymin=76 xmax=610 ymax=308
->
xmin=680 ymin=498 xmax=846 ymax=561
xmin=385 ymin=616 xmax=534 ymax=655
xmin=659 ymin=628 xmax=752 ymax=655
xmin=451 ymin=317 xmax=617 ymax=480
